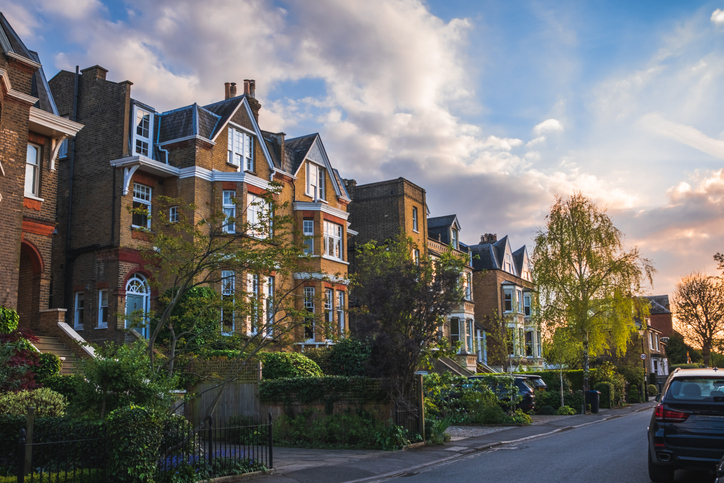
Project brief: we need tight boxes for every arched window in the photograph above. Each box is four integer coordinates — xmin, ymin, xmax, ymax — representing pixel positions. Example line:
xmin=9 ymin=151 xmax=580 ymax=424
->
xmin=125 ymin=273 xmax=150 ymax=338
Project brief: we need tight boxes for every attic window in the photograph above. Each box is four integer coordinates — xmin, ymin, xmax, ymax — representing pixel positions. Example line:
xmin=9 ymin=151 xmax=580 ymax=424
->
xmin=132 ymin=105 xmax=154 ymax=157
xmin=306 ymin=162 xmax=325 ymax=201
xmin=451 ymin=228 xmax=458 ymax=250
xmin=227 ymin=127 xmax=253 ymax=172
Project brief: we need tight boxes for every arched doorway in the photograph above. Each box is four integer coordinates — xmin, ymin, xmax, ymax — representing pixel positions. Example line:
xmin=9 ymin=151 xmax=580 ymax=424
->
xmin=124 ymin=273 xmax=150 ymax=338
xmin=17 ymin=241 xmax=43 ymax=330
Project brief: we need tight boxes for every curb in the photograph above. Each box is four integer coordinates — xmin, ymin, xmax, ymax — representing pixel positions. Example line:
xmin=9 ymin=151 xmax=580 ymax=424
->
xmin=345 ymin=405 xmax=654 ymax=483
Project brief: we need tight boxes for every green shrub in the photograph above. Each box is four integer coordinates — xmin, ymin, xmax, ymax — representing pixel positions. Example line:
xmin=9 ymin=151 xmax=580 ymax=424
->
xmin=41 ymin=374 xmax=81 ymax=400
xmin=478 ymin=404 xmax=506 ymax=423
xmin=629 ymin=385 xmax=641 ymax=403
xmin=427 ymin=417 xmax=451 ymax=445
xmin=0 ymin=307 xmax=19 ymax=334
xmin=647 ymin=384 xmax=658 ymax=397
xmin=565 ymin=390 xmax=585 ymax=413
xmin=36 ymin=352 xmax=62 ymax=383
xmin=107 ymin=406 xmax=165 ymax=483
xmin=0 ymin=469 xmax=103 ymax=483
xmin=259 ymin=376 xmax=386 ymax=407
xmin=538 ymin=405 xmax=556 ymax=415
xmin=503 ymin=409 xmax=532 ymax=425
xmin=594 ymin=382 xmax=614 ymax=409
xmin=423 ymin=373 xmax=500 ymax=423
xmin=556 ymin=405 xmax=576 ymax=415
xmin=323 ymin=338 xmax=372 ymax=377
xmin=260 ymin=352 xmax=323 ymax=379
xmin=617 ymin=366 xmax=644 ymax=387
xmin=670 ymin=363 xmax=706 ymax=370
xmin=0 ymin=387 xmax=67 ymax=417
xmin=154 ymin=286 xmax=221 ymax=352
xmin=517 ymin=371 xmax=571 ymax=392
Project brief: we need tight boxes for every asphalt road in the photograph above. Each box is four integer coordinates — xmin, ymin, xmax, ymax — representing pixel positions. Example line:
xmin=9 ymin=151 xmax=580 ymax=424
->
xmin=383 ymin=411 xmax=716 ymax=483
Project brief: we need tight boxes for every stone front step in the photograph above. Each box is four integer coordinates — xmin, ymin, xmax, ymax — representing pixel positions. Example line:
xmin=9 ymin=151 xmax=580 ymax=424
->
xmin=34 ymin=335 xmax=80 ymax=375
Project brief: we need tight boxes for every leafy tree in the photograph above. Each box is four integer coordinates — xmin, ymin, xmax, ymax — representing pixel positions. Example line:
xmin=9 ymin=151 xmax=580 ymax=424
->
xmin=665 ymin=331 xmax=702 ymax=365
xmin=129 ymin=187 xmax=310 ymax=419
xmin=0 ymin=330 xmax=40 ymax=392
xmin=482 ymin=310 xmax=519 ymax=373
xmin=543 ymin=326 xmax=582 ymax=407
xmin=672 ymin=272 xmax=724 ymax=366
xmin=350 ymin=235 xmax=466 ymax=405
xmin=532 ymin=193 xmax=654 ymax=396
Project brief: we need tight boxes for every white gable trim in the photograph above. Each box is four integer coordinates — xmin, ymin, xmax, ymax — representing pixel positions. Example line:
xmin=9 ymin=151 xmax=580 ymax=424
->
xmin=292 ymin=135 xmax=347 ymax=201
xmin=210 ymin=97 xmax=275 ymax=173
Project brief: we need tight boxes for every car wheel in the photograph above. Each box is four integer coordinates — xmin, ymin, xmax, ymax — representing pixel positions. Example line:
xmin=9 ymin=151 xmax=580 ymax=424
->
xmin=648 ymin=451 xmax=674 ymax=483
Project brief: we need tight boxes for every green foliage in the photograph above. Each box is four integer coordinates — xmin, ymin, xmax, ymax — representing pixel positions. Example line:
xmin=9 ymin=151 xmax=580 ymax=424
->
xmin=351 ymin=234 xmax=467 ymax=403
xmin=478 ymin=404 xmax=506 ymax=423
xmin=0 ymin=387 xmax=67 ymax=417
xmin=505 ymin=409 xmax=533 ymax=425
xmin=0 ymin=470 xmax=102 ymax=483
xmin=259 ymin=376 xmax=387 ymax=408
xmin=305 ymin=338 xmax=372 ymax=376
xmin=556 ymin=405 xmax=576 ymax=415
xmin=75 ymin=341 xmax=177 ymax=418
xmin=647 ymin=384 xmax=658 ymax=397
xmin=154 ymin=286 xmax=221 ymax=353
xmin=423 ymin=373 xmax=500 ymax=424
xmin=593 ymin=382 xmax=614 ymax=409
xmin=665 ymin=332 xmax=701 ymax=365
xmin=617 ymin=365 xmax=644 ymax=387
xmin=520 ymin=371 xmax=571 ymax=392
xmin=260 ymin=352 xmax=323 ymax=379
xmin=0 ymin=307 xmax=19 ymax=334
xmin=590 ymin=361 xmax=626 ymax=406
xmin=272 ymin=409 xmax=410 ymax=450
xmin=670 ymin=363 xmax=706 ymax=370
xmin=427 ymin=417 xmax=452 ymax=445
xmin=41 ymin=374 xmax=81 ymax=401
xmin=107 ymin=406 xmax=165 ymax=483
xmin=629 ymin=385 xmax=641 ymax=403
xmin=36 ymin=352 xmax=62 ymax=383
xmin=0 ymin=331 xmax=40 ymax=392
xmin=538 ymin=405 xmax=556 ymax=415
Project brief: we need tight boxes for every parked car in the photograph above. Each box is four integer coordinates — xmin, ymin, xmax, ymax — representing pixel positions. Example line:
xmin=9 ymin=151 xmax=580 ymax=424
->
xmin=648 ymin=368 xmax=724 ymax=482
xmin=521 ymin=374 xmax=548 ymax=392
xmin=469 ymin=375 xmax=536 ymax=413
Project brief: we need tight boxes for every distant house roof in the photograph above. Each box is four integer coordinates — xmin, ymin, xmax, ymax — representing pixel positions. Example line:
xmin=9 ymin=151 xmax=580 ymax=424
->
xmin=646 ymin=295 xmax=671 ymax=315
xmin=0 ymin=14 xmax=58 ymax=115
xmin=427 ymin=215 xmax=460 ymax=245
xmin=468 ymin=235 xmax=513 ymax=272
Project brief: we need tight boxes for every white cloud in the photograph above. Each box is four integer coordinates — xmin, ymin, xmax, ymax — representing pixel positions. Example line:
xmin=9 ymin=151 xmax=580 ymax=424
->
xmin=532 ymin=118 xmax=563 ymax=136
xmin=638 ymin=112 xmax=724 ymax=160
xmin=712 ymin=8 xmax=724 ymax=26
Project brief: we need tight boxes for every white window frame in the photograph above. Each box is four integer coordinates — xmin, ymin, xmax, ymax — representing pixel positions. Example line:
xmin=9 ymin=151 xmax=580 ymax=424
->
xmin=221 ymin=270 xmax=235 ymax=336
xmin=503 ymin=287 xmax=513 ymax=313
xmin=169 ymin=206 xmax=178 ymax=223
xmin=303 ymin=219 xmax=314 ymax=255
xmin=524 ymin=293 xmax=531 ymax=316
xmin=132 ymin=105 xmax=154 ymax=157
xmin=306 ymin=162 xmax=325 ymax=201
xmin=248 ymin=273 xmax=260 ymax=336
xmin=266 ymin=276 xmax=275 ymax=337
xmin=227 ymin=127 xmax=253 ymax=172
xmin=649 ymin=331 xmax=654 ymax=351
xmin=412 ymin=207 xmax=419 ymax=232
xmin=324 ymin=221 xmax=343 ymax=260
xmin=464 ymin=272 xmax=472 ymax=300
xmin=467 ymin=319 xmax=474 ymax=353
xmin=517 ymin=289 xmax=523 ymax=313
xmin=124 ymin=274 xmax=150 ymax=338
xmin=325 ymin=288 xmax=334 ymax=340
xmin=451 ymin=227 xmax=458 ymax=249
xmin=74 ymin=292 xmax=84 ymax=330
xmin=97 ymin=289 xmax=108 ymax=329
xmin=337 ymin=291 xmax=345 ymax=335
xmin=132 ymin=183 xmax=152 ymax=229
xmin=304 ymin=287 xmax=315 ymax=342
xmin=247 ymin=193 xmax=269 ymax=239
xmin=413 ymin=248 xmax=420 ymax=266
xmin=222 ymin=190 xmax=236 ymax=234
xmin=26 ymin=143 xmax=41 ymax=197
xmin=450 ymin=317 xmax=460 ymax=348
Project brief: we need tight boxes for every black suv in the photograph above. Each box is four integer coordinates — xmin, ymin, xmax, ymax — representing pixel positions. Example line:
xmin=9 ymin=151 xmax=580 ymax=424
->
xmin=648 ymin=368 xmax=724 ymax=482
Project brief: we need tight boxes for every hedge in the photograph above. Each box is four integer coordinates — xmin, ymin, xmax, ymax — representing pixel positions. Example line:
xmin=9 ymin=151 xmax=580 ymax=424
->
xmin=260 ymin=352 xmax=323 ymax=379
xmin=259 ymin=376 xmax=387 ymax=407
xmin=594 ymin=382 xmax=614 ymax=409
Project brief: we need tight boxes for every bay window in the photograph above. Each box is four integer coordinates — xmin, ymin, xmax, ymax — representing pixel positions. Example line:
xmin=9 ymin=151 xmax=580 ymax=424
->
xmin=337 ymin=291 xmax=345 ymax=334
xmin=132 ymin=183 xmax=152 ymax=229
xmin=303 ymin=219 xmax=314 ymax=254
xmin=324 ymin=221 xmax=343 ymax=260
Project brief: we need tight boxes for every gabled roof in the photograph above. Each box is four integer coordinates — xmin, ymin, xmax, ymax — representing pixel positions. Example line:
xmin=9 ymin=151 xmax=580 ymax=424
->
xmin=156 ymin=102 xmax=221 ymax=144
xmin=646 ymin=295 xmax=671 ymax=315
xmin=512 ymin=245 xmax=530 ymax=275
xmin=0 ymin=14 xmax=57 ymax=114
xmin=469 ymin=235 xmax=518 ymax=275
xmin=287 ymin=133 xmax=350 ymax=201
xmin=427 ymin=215 xmax=460 ymax=245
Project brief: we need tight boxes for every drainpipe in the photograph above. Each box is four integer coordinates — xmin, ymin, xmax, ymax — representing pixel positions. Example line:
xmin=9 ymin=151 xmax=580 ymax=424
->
xmin=63 ymin=66 xmax=80 ymax=311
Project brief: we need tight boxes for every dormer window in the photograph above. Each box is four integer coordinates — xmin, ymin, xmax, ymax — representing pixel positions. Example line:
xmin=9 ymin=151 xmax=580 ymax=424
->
xmin=451 ymin=228 xmax=458 ymax=250
xmin=132 ymin=105 xmax=154 ymax=157
xmin=227 ymin=127 xmax=253 ymax=172
xmin=306 ymin=162 xmax=325 ymax=201
xmin=504 ymin=253 xmax=513 ymax=273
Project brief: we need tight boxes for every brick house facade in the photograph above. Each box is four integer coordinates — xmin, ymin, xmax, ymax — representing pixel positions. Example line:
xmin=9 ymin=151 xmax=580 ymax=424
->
xmin=468 ymin=233 xmax=544 ymax=371
xmin=0 ymin=14 xmax=82 ymax=329
xmin=48 ymin=68 xmax=350 ymax=348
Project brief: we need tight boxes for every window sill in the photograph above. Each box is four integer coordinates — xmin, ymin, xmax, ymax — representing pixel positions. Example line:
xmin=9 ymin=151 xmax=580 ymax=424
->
xmin=74 ymin=326 xmax=83 ymax=331
xmin=227 ymin=162 xmax=241 ymax=170
xmin=95 ymin=326 xmax=108 ymax=330
xmin=321 ymin=255 xmax=348 ymax=265
xmin=24 ymin=193 xmax=44 ymax=202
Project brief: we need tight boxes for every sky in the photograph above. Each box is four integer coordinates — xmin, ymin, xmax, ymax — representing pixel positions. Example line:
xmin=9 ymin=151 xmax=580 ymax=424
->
xmin=5 ymin=0 xmax=724 ymax=297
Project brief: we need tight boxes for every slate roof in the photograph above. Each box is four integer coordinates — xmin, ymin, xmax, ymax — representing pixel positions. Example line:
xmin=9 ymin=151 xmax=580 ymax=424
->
xmin=285 ymin=134 xmax=317 ymax=174
xmin=428 ymin=215 xmax=459 ymax=245
xmin=156 ymin=102 xmax=222 ymax=144
xmin=512 ymin=246 xmax=528 ymax=274
xmin=0 ymin=14 xmax=57 ymax=114
xmin=468 ymin=235 xmax=511 ymax=272
xmin=646 ymin=295 xmax=671 ymax=315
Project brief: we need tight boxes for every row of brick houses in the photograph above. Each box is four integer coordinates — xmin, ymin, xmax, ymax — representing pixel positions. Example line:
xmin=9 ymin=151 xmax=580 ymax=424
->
xmin=1 ymin=13 xmax=666 ymax=376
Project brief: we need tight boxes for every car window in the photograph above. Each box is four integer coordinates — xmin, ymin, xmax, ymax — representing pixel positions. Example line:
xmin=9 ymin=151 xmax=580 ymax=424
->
xmin=667 ymin=378 xmax=724 ymax=401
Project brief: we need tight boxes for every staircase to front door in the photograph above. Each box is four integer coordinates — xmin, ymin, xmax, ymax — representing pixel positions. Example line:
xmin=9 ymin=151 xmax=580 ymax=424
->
xmin=34 ymin=335 xmax=80 ymax=375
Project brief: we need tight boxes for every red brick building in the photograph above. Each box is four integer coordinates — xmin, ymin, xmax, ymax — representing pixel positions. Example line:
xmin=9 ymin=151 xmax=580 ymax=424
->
xmin=0 ymin=14 xmax=82 ymax=329
xmin=47 ymin=68 xmax=350 ymax=348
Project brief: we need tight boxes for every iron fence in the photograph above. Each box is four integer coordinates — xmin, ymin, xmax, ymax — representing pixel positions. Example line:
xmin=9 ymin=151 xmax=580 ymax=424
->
xmin=15 ymin=414 xmax=273 ymax=483
xmin=393 ymin=404 xmax=421 ymax=439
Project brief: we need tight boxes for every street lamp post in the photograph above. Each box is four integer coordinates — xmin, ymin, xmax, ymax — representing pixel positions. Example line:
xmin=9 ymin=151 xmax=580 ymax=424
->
xmin=638 ymin=328 xmax=648 ymax=402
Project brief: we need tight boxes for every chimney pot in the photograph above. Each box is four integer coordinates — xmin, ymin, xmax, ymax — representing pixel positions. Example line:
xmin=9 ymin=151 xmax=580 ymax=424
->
xmin=229 ymin=82 xmax=237 ymax=98
xmin=249 ymin=79 xmax=256 ymax=98
xmin=243 ymin=79 xmax=250 ymax=96
xmin=224 ymin=82 xmax=231 ymax=100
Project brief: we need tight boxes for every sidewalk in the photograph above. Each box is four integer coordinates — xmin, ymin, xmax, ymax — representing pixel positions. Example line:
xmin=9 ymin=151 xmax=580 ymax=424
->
xmin=239 ymin=400 xmax=657 ymax=483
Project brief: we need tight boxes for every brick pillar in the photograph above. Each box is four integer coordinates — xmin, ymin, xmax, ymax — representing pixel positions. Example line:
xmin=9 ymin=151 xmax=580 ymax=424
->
xmin=38 ymin=308 xmax=66 ymax=335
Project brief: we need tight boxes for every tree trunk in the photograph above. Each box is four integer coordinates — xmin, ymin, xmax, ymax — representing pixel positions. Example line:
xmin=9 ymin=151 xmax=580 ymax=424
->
xmin=582 ymin=333 xmax=589 ymax=414
xmin=559 ymin=369 xmax=564 ymax=407
xmin=703 ymin=343 xmax=712 ymax=367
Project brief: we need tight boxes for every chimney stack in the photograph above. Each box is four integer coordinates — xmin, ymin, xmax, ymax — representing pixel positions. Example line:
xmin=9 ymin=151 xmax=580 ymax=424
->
xmin=249 ymin=79 xmax=256 ymax=98
xmin=480 ymin=233 xmax=497 ymax=243
xmin=243 ymin=79 xmax=250 ymax=96
xmin=224 ymin=82 xmax=231 ymax=100
xmin=229 ymin=82 xmax=237 ymax=98
xmin=243 ymin=79 xmax=261 ymax=122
